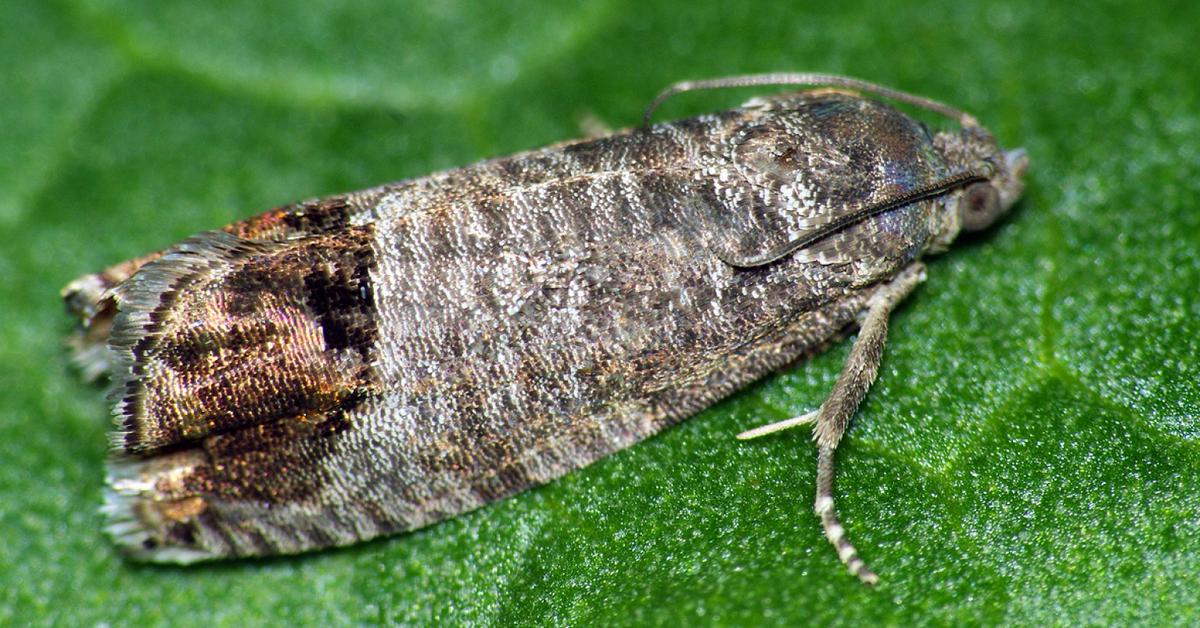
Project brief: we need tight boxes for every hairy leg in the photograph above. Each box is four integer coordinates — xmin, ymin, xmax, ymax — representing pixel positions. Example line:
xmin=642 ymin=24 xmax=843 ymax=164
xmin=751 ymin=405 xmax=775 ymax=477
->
xmin=741 ymin=261 xmax=926 ymax=585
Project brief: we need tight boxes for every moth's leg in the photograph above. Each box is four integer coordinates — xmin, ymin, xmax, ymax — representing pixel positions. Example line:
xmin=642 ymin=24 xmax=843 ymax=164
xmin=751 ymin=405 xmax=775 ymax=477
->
xmin=816 ymin=262 xmax=926 ymax=584
xmin=736 ymin=409 xmax=817 ymax=440
xmin=741 ymin=261 xmax=926 ymax=585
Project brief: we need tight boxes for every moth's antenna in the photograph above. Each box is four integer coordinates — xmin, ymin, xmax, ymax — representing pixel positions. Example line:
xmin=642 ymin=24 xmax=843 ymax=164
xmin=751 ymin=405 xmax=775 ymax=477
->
xmin=643 ymin=73 xmax=979 ymax=128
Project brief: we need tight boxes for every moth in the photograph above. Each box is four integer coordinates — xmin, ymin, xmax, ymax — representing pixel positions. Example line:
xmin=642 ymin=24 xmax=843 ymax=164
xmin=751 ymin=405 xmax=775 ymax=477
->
xmin=63 ymin=73 xmax=1027 ymax=584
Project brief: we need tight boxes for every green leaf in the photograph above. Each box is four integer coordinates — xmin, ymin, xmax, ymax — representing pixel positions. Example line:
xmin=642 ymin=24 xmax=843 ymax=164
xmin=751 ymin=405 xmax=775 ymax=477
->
xmin=3 ymin=0 xmax=1197 ymax=624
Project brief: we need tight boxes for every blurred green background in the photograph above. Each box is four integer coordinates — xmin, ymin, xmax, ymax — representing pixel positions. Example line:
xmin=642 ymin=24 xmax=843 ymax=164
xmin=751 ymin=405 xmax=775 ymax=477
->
xmin=2 ymin=0 xmax=1197 ymax=624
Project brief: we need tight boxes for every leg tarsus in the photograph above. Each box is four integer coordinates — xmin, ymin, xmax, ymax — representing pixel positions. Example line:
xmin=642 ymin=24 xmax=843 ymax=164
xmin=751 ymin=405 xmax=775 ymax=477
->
xmin=817 ymin=445 xmax=879 ymax=585
xmin=811 ymin=262 xmax=925 ymax=584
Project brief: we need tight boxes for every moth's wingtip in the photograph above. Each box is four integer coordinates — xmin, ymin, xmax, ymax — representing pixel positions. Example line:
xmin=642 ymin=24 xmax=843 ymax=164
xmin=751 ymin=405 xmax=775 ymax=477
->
xmin=102 ymin=458 xmax=219 ymax=565
xmin=104 ymin=231 xmax=275 ymax=453
xmin=102 ymin=499 xmax=215 ymax=566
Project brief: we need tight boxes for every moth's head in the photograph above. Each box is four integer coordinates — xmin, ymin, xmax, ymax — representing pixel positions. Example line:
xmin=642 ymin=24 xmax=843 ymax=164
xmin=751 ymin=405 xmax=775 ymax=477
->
xmin=931 ymin=125 xmax=1028 ymax=248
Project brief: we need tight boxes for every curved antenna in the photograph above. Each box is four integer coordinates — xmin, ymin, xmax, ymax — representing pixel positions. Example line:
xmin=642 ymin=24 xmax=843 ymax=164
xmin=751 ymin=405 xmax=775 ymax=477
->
xmin=643 ymin=73 xmax=979 ymax=128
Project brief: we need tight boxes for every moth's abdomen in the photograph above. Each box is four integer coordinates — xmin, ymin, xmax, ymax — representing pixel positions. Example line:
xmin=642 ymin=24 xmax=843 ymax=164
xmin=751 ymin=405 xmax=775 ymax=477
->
xmin=108 ymin=227 xmax=379 ymax=454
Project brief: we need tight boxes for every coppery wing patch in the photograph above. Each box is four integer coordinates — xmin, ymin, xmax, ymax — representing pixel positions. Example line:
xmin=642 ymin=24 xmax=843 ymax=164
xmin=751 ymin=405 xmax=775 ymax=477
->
xmin=108 ymin=228 xmax=378 ymax=455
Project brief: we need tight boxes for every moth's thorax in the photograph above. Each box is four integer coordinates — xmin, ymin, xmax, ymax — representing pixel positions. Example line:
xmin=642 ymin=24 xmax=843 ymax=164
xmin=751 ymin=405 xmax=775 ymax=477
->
xmin=735 ymin=91 xmax=1026 ymax=259
xmin=705 ymin=91 xmax=952 ymax=270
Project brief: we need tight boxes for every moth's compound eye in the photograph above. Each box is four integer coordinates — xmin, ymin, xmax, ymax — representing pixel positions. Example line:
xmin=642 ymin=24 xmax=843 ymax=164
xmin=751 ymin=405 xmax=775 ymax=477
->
xmin=959 ymin=182 xmax=1002 ymax=231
